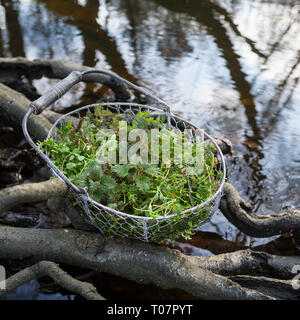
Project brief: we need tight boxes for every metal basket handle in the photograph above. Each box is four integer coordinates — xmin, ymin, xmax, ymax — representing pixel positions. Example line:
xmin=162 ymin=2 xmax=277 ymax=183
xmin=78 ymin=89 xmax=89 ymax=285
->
xmin=22 ymin=69 xmax=171 ymax=192
xmin=30 ymin=71 xmax=82 ymax=115
xmin=30 ymin=69 xmax=171 ymax=115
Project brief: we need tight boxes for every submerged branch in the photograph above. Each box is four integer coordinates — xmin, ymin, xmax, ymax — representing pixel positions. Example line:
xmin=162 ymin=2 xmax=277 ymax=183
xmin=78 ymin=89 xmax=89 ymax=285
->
xmin=0 ymin=260 xmax=104 ymax=300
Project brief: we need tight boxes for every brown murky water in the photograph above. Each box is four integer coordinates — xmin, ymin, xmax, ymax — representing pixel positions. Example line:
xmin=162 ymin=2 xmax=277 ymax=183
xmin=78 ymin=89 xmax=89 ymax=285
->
xmin=0 ymin=0 xmax=299 ymax=299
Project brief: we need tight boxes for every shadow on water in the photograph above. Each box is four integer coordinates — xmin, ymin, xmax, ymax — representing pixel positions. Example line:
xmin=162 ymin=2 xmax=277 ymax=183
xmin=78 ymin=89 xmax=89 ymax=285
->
xmin=1 ymin=0 xmax=25 ymax=57
xmin=37 ymin=0 xmax=136 ymax=81
xmin=153 ymin=0 xmax=267 ymax=199
xmin=0 ymin=0 xmax=299 ymax=299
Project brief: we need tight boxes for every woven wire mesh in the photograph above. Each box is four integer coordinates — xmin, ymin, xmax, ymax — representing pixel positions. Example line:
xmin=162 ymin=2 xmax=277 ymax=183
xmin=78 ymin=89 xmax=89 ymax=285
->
xmin=46 ymin=102 xmax=226 ymax=243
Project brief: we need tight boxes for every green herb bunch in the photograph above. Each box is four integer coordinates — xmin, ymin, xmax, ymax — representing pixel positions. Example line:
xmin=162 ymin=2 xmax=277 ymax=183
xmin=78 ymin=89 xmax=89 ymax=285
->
xmin=39 ymin=106 xmax=222 ymax=242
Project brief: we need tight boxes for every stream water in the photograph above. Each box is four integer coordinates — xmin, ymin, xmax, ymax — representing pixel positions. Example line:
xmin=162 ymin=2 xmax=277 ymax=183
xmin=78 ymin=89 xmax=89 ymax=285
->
xmin=0 ymin=0 xmax=299 ymax=299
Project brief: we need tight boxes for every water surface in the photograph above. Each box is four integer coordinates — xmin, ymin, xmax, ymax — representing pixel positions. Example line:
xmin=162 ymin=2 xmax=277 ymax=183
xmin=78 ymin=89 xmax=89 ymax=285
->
xmin=0 ymin=0 xmax=299 ymax=297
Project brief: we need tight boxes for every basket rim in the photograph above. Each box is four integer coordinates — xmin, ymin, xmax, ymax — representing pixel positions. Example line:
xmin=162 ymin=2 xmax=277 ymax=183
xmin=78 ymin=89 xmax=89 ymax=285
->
xmin=46 ymin=102 xmax=226 ymax=222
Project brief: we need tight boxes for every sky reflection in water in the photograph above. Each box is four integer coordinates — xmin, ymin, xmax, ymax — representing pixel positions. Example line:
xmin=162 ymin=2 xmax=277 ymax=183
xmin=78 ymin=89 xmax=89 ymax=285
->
xmin=1 ymin=0 xmax=299 ymax=247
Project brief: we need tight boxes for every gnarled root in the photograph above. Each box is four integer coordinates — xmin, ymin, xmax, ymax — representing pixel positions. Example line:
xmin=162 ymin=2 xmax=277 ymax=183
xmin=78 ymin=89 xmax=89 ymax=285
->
xmin=0 ymin=260 xmax=104 ymax=300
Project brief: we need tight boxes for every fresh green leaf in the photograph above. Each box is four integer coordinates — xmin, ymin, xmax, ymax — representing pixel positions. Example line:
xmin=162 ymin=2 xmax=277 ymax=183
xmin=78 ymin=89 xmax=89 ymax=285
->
xmin=66 ymin=163 xmax=76 ymax=169
xmin=112 ymin=164 xmax=131 ymax=178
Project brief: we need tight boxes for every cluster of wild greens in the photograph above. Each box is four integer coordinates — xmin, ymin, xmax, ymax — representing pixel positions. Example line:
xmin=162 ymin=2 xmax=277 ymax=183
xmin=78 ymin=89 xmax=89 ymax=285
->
xmin=39 ymin=106 xmax=221 ymax=241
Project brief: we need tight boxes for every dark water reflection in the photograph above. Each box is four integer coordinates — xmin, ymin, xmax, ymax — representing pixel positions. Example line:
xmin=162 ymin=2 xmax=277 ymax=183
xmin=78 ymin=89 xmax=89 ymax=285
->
xmin=0 ymin=0 xmax=299 ymax=297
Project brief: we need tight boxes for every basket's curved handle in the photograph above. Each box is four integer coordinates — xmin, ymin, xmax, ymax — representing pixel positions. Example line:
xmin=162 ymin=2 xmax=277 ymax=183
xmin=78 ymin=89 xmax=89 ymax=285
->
xmin=81 ymin=69 xmax=171 ymax=113
xmin=29 ymin=69 xmax=171 ymax=115
xmin=23 ymin=69 xmax=172 ymax=192
xmin=30 ymin=71 xmax=82 ymax=115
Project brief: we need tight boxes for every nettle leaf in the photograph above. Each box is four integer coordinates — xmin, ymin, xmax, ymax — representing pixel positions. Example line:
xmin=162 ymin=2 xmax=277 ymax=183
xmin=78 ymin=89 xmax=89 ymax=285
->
xmin=102 ymin=175 xmax=118 ymax=191
xmin=107 ymin=203 xmax=118 ymax=209
xmin=89 ymin=180 xmax=100 ymax=193
xmin=112 ymin=164 xmax=131 ymax=178
xmin=69 ymin=174 xmax=76 ymax=181
xmin=91 ymin=192 xmax=103 ymax=203
xmin=66 ymin=163 xmax=76 ymax=170
xmin=144 ymin=165 xmax=161 ymax=176
xmin=152 ymin=193 xmax=159 ymax=202
xmin=73 ymin=171 xmax=89 ymax=187
xmin=81 ymin=160 xmax=103 ymax=180
xmin=40 ymin=105 xmax=220 ymax=242
xmin=136 ymin=176 xmax=150 ymax=192
xmin=60 ymin=146 xmax=70 ymax=153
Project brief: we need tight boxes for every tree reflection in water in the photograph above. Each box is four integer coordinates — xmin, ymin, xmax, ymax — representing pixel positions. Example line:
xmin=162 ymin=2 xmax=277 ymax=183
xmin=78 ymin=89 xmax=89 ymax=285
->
xmin=0 ymin=0 xmax=299 ymax=244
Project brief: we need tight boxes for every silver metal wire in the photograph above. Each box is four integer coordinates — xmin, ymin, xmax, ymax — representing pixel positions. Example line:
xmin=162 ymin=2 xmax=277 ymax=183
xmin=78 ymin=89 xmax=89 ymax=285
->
xmin=22 ymin=69 xmax=226 ymax=243
xmin=43 ymin=102 xmax=226 ymax=243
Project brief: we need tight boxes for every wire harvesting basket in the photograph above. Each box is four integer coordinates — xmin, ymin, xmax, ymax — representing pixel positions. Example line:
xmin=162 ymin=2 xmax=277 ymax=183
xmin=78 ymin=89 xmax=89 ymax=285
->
xmin=22 ymin=70 xmax=226 ymax=243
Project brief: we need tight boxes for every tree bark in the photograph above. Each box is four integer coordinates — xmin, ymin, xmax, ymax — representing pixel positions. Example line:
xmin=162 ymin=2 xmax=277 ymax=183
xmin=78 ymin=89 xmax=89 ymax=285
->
xmin=190 ymin=249 xmax=300 ymax=279
xmin=0 ymin=82 xmax=51 ymax=141
xmin=219 ymin=182 xmax=300 ymax=239
xmin=0 ymin=225 xmax=274 ymax=300
xmin=0 ymin=57 xmax=131 ymax=101
xmin=0 ymin=58 xmax=299 ymax=300
xmin=0 ymin=260 xmax=104 ymax=300
xmin=0 ymin=178 xmax=67 ymax=214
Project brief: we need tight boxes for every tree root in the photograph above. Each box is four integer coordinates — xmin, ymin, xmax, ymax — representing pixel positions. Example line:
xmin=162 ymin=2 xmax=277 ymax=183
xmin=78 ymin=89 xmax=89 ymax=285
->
xmin=39 ymin=271 xmax=98 ymax=291
xmin=228 ymin=275 xmax=300 ymax=300
xmin=0 ymin=58 xmax=299 ymax=300
xmin=0 ymin=82 xmax=52 ymax=141
xmin=0 ymin=211 xmax=40 ymax=227
xmin=2 ymin=178 xmax=299 ymax=241
xmin=0 ymin=225 xmax=274 ymax=300
xmin=219 ymin=182 xmax=300 ymax=240
xmin=0 ymin=178 xmax=67 ymax=214
xmin=0 ymin=57 xmax=131 ymax=101
xmin=212 ymin=136 xmax=233 ymax=155
xmin=42 ymin=109 xmax=80 ymax=127
xmin=190 ymin=248 xmax=300 ymax=279
xmin=0 ymin=260 xmax=104 ymax=300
